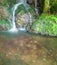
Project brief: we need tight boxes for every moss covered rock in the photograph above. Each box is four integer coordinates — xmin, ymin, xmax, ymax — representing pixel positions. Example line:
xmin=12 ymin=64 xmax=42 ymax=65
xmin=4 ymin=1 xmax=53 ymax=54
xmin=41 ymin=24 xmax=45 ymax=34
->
xmin=30 ymin=14 xmax=57 ymax=36
xmin=0 ymin=6 xmax=11 ymax=31
xmin=0 ymin=20 xmax=11 ymax=31
xmin=0 ymin=0 xmax=16 ymax=8
xmin=15 ymin=4 xmax=35 ymax=28
xmin=0 ymin=6 xmax=9 ymax=20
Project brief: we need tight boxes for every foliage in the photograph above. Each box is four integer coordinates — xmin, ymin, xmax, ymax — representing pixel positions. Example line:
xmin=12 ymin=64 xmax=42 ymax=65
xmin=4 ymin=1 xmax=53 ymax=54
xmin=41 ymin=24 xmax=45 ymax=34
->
xmin=15 ymin=4 xmax=27 ymax=15
xmin=15 ymin=4 xmax=35 ymax=17
xmin=0 ymin=20 xmax=11 ymax=31
xmin=42 ymin=0 xmax=57 ymax=14
xmin=50 ymin=0 xmax=57 ymax=14
xmin=31 ymin=14 xmax=57 ymax=36
xmin=38 ymin=0 xmax=45 ymax=13
xmin=0 ymin=6 xmax=10 ymax=20
xmin=0 ymin=0 xmax=16 ymax=8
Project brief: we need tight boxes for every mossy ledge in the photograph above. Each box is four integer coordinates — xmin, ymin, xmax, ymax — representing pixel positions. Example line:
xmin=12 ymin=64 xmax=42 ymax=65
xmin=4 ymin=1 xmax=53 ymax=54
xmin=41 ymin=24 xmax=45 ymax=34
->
xmin=29 ymin=14 xmax=57 ymax=36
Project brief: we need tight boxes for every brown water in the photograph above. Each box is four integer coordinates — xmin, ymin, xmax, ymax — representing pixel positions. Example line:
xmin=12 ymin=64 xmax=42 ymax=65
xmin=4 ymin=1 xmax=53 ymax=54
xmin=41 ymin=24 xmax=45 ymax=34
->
xmin=0 ymin=31 xmax=57 ymax=65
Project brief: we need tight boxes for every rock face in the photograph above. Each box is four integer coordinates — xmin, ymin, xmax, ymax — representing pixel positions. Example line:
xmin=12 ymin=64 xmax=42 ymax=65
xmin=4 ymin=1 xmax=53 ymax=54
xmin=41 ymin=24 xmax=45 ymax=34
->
xmin=0 ymin=24 xmax=7 ymax=31
xmin=0 ymin=6 xmax=8 ymax=20
xmin=28 ymin=14 xmax=57 ymax=36
xmin=16 ymin=13 xmax=30 ymax=28
xmin=15 ymin=4 xmax=36 ymax=29
xmin=0 ymin=4 xmax=36 ymax=31
xmin=0 ymin=6 xmax=11 ymax=31
xmin=0 ymin=20 xmax=11 ymax=31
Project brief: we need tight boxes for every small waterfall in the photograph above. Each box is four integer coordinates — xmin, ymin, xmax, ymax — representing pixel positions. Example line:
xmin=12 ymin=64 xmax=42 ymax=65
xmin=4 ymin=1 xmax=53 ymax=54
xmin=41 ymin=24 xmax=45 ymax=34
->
xmin=9 ymin=0 xmax=32 ymax=32
xmin=9 ymin=2 xmax=23 ymax=32
xmin=35 ymin=0 xmax=39 ymax=15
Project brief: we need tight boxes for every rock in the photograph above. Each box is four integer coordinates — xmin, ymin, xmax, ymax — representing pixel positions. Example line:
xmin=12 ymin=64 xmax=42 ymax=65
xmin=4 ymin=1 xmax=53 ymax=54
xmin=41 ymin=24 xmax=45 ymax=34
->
xmin=0 ymin=6 xmax=9 ymax=20
xmin=16 ymin=13 xmax=30 ymax=28
xmin=28 ymin=14 xmax=57 ymax=36
xmin=15 ymin=4 xmax=36 ymax=29
xmin=0 ymin=20 xmax=11 ymax=31
xmin=0 ymin=6 xmax=12 ymax=31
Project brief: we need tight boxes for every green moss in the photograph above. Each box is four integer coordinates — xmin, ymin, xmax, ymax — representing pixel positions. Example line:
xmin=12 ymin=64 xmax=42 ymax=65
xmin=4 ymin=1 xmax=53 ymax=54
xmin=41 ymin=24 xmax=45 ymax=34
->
xmin=15 ymin=4 xmax=35 ymax=18
xmin=0 ymin=0 xmax=16 ymax=8
xmin=0 ymin=20 xmax=11 ymax=31
xmin=50 ymin=0 xmax=57 ymax=14
xmin=31 ymin=14 xmax=57 ymax=36
xmin=15 ymin=4 xmax=27 ymax=15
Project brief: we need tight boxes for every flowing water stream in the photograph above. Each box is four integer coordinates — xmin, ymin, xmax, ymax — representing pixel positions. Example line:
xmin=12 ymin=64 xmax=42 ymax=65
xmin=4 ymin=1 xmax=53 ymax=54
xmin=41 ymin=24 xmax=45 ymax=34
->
xmin=9 ymin=0 xmax=32 ymax=32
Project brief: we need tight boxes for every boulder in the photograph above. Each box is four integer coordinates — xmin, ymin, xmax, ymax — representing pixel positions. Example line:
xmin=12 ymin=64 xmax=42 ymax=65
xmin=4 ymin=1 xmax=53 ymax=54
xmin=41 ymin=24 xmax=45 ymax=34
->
xmin=28 ymin=14 xmax=57 ymax=36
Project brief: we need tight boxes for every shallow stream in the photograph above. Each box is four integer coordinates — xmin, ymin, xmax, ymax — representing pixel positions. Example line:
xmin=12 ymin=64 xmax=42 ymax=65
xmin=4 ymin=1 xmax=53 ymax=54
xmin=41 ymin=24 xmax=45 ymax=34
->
xmin=0 ymin=31 xmax=57 ymax=65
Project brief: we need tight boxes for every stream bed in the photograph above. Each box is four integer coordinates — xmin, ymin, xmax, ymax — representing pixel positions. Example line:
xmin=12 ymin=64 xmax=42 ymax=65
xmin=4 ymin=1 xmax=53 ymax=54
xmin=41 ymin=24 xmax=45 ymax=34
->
xmin=0 ymin=31 xmax=57 ymax=65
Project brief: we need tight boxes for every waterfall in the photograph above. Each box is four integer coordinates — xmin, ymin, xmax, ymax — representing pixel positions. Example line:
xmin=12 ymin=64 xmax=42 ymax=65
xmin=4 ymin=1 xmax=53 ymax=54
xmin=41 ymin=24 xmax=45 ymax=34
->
xmin=35 ymin=0 xmax=39 ymax=15
xmin=9 ymin=0 xmax=32 ymax=32
xmin=9 ymin=2 xmax=23 ymax=32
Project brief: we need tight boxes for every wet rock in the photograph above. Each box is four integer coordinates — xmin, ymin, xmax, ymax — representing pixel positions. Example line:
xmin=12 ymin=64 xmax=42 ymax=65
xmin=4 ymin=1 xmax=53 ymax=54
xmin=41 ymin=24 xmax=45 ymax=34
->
xmin=0 ymin=20 xmax=11 ymax=31
xmin=0 ymin=24 xmax=7 ymax=31
xmin=0 ymin=6 xmax=9 ymax=20
xmin=0 ymin=6 xmax=12 ymax=31
xmin=15 ymin=4 xmax=36 ymax=29
xmin=16 ymin=13 xmax=30 ymax=28
xmin=29 ymin=14 xmax=57 ymax=36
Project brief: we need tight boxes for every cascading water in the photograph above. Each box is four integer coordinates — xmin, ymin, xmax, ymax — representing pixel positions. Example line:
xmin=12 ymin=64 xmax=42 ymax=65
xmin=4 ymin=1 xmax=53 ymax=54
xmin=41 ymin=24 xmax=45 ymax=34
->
xmin=9 ymin=0 xmax=32 ymax=32
xmin=35 ymin=0 xmax=39 ymax=15
xmin=9 ymin=2 xmax=23 ymax=32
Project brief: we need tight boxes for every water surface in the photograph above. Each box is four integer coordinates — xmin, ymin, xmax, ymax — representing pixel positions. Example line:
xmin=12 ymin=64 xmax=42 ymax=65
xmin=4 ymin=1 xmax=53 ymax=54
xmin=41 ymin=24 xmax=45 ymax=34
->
xmin=0 ymin=31 xmax=57 ymax=65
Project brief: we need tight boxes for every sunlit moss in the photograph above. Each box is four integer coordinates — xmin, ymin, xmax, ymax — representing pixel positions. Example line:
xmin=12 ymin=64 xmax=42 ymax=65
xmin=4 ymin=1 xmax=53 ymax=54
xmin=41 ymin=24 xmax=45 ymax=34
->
xmin=31 ymin=14 xmax=57 ymax=36
xmin=0 ymin=20 xmax=11 ymax=31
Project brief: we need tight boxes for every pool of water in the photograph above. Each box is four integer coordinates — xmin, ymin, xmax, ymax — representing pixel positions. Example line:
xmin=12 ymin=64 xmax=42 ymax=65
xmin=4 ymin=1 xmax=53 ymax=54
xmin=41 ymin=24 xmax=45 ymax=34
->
xmin=0 ymin=31 xmax=57 ymax=65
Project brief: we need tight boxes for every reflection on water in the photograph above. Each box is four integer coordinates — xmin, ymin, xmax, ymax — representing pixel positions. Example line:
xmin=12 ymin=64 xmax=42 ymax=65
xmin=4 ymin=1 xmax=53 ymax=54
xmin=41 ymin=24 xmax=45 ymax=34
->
xmin=0 ymin=31 xmax=57 ymax=65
